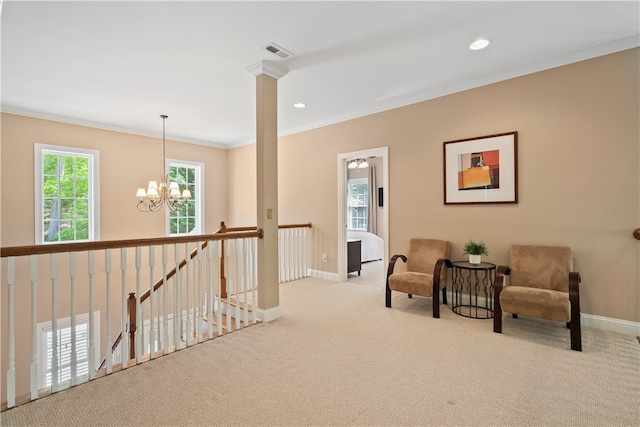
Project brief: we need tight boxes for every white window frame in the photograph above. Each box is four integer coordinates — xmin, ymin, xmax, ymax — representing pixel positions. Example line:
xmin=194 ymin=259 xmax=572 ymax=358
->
xmin=37 ymin=312 xmax=100 ymax=389
xmin=347 ymin=178 xmax=368 ymax=231
xmin=34 ymin=144 xmax=100 ymax=244
xmin=166 ymin=159 xmax=204 ymax=236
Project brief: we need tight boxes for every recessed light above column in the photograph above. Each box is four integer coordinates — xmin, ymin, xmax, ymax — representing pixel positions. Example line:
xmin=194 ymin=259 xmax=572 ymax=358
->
xmin=469 ymin=38 xmax=491 ymax=50
xmin=293 ymin=103 xmax=306 ymax=109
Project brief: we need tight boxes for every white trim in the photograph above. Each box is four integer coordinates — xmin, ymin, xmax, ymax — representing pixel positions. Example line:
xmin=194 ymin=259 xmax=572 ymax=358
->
xmin=4 ymin=108 xmax=229 ymax=149
xmin=581 ymin=314 xmax=640 ymax=337
xmin=256 ymin=306 xmax=282 ymax=323
xmin=34 ymin=143 xmax=100 ymax=244
xmin=307 ymin=269 xmax=340 ymax=282
xmin=165 ymin=158 xmax=205 ymax=236
xmin=445 ymin=290 xmax=640 ymax=337
xmin=233 ymin=36 xmax=640 ymax=149
xmin=337 ymin=147 xmax=389 ymax=282
xmin=245 ymin=61 xmax=288 ymax=79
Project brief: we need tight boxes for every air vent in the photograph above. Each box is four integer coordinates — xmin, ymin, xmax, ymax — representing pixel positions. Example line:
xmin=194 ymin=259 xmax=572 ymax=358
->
xmin=263 ymin=43 xmax=294 ymax=59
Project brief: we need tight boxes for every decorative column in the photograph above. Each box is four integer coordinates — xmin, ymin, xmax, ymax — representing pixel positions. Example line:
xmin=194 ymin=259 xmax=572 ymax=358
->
xmin=246 ymin=61 xmax=287 ymax=322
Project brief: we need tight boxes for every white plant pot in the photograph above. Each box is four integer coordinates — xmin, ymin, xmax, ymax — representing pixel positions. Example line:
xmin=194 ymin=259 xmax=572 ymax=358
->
xmin=469 ymin=254 xmax=482 ymax=265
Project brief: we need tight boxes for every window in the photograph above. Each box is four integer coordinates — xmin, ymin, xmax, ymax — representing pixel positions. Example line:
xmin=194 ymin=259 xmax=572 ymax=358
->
xmin=348 ymin=178 xmax=368 ymax=230
xmin=168 ymin=160 xmax=204 ymax=235
xmin=35 ymin=144 xmax=100 ymax=244
xmin=37 ymin=312 xmax=100 ymax=389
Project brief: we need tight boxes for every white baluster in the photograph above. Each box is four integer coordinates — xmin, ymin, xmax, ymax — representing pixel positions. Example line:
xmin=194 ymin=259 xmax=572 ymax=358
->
xmin=156 ymin=290 xmax=160 ymax=353
xmin=30 ymin=255 xmax=39 ymax=401
xmin=294 ymin=228 xmax=303 ymax=279
xmin=6 ymin=257 xmax=16 ymax=408
xmin=243 ymin=239 xmax=249 ymax=325
xmin=174 ymin=244 xmax=181 ymax=351
xmin=302 ymin=227 xmax=308 ymax=278
xmin=105 ymin=250 xmax=112 ymax=374
xmin=135 ymin=247 xmax=142 ymax=364
xmin=162 ymin=244 xmax=169 ymax=354
xmin=253 ymin=237 xmax=258 ymax=324
xmin=288 ymin=228 xmax=293 ymax=282
xmin=196 ymin=244 xmax=203 ymax=343
xmin=208 ymin=242 xmax=215 ymax=339
xmin=235 ymin=239 xmax=241 ymax=329
xmin=120 ymin=248 xmax=128 ymax=370
xmin=216 ymin=241 xmax=222 ymax=337
xmin=69 ymin=253 xmax=77 ymax=385
xmin=278 ymin=228 xmax=283 ymax=283
xmin=185 ymin=243 xmax=191 ymax=347
xmin=224 ymin=240 xmax=231 ymax=333
xmin=88 ymin=250 xmax=96 ymax=380
xmin=148 ymin=246 xmax=155 ymax=360
xmin=51 ymin=253 xmax=59 ymax=392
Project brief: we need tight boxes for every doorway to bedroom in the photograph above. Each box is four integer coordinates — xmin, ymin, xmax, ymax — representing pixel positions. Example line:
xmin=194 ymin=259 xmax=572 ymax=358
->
xmin=337 ymin=147 xmax=389 ymax=285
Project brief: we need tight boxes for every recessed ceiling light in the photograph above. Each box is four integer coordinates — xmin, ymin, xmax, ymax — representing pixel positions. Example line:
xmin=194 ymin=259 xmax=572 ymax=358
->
xmin=293 ymin=103 xmax=306 ymax=109
xmin=469 ymin=38 xmax=491 ymax=50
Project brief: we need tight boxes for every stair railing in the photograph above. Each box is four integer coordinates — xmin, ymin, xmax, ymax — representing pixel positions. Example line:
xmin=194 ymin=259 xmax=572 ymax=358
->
xmin=1 ymin=228 xmax=262 ymax=410
xmin=2 ymin=221 xmax=312 ymax=410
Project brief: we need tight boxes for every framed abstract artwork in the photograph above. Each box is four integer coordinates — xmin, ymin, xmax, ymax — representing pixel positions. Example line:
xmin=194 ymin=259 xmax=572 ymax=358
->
xmin=443 ymin=131 xmax=518 ymax=205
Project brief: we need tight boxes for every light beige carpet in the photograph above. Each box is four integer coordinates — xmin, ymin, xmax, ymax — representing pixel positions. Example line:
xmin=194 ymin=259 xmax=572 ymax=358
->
xmin=2 ymin=264 xmax=639 ymax=426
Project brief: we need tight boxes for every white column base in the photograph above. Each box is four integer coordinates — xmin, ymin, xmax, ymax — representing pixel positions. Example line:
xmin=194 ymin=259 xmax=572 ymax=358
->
xmin=256 ymin=306 xmax=282 ymax=323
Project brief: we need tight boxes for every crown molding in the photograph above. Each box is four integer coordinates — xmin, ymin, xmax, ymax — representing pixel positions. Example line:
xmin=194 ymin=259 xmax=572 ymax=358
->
xmin=0 ymin=107 xmax=229 ymax=149
xmin=266 ymin=36 xmax=640 ymax=144
xmin=245 ymin=61 xmax=288 ymax=79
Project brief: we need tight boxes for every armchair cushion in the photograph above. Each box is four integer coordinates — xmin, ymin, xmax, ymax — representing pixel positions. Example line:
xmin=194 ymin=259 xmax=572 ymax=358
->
xmin=388 ymin=271 xmax=438 ymax=298
xmin=499 ymin=286 xmax=570 ymax=323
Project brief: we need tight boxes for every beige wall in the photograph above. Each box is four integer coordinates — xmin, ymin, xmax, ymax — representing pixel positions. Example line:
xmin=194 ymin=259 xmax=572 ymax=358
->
xmin=0 ymin=114 xmax=230 ymax=398
xmin=229 ymin=48 xmax=640 ymax=322
xmin=1 ymin=113 xmax=229 ymax=244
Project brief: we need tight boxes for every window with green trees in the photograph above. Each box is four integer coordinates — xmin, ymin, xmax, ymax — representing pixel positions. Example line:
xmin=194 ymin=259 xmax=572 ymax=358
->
xmin=36 ymin=144 xmax=99 ymax=244
xmin=347 ymin=178 xmax=368 ymax=230
xmin=168 ymin=161 xmax=203 ymax=235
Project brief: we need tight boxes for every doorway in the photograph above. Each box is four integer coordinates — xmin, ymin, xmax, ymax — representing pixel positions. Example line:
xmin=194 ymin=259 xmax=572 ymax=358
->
xmin=337 ymin=147 xmax=389 ymax=283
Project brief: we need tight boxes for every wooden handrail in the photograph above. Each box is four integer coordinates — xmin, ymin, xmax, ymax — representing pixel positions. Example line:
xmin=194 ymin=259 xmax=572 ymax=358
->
xmin=140 ymin=239 xmax=211 ymax=303
xmin=137 ymin=222 xmax=313 ymax=311
xmin=97 ymin=332 xmax=123 ymax=371
xmin=278 ymin=222 xmax=313 ymax=230
xmin=215 ymin=222 xmax=312 ymax=232
xmin=634 ymin=229 xmax=640 ymax=240
xmin=1 ymin=229 xmax=264 ymax=258
xmin=19 ymin=220 xmax=312 ymax=371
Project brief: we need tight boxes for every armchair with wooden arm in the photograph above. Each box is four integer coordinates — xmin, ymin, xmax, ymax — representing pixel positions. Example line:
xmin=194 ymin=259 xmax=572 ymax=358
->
xmin=385 ymin=239 xmax=452 ymax=318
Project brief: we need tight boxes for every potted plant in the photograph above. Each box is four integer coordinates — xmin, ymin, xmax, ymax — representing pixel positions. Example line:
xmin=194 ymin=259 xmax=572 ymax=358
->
xmin=463 ymin=239 xmax=488 ymax=265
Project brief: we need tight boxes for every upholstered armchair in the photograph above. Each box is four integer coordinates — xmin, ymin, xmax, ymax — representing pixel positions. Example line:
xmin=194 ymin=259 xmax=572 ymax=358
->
xmin=494 ymin=245 xmax=582 ymax=351
xmin=385 ymin=239 xmax=451 ymax=318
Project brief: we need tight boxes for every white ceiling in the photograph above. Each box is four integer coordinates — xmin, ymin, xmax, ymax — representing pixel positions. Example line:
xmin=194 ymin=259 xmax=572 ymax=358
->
xmin=2 ymin=1 xmax=639 ymax=148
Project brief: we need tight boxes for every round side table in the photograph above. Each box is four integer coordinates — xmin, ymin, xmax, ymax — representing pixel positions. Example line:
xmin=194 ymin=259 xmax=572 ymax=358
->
xmin=451 ymin=261 xmax=496 ymax=319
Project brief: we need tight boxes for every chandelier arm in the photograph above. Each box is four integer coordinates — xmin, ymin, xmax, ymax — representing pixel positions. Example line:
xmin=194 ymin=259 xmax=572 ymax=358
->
xmin=136 ymin=114 xmax=191 ymax=213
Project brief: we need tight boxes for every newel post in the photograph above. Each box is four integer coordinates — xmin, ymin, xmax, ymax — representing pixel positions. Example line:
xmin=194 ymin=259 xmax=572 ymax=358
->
xmin=126 ymin=292 xmax=136 ymax=361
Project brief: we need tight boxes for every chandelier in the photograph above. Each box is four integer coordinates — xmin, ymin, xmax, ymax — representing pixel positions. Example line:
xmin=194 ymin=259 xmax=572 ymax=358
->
xmin=347 ymin=158 xmax=369 ymax=169
xmin=136 ymin=115 xmax=192 ymax=212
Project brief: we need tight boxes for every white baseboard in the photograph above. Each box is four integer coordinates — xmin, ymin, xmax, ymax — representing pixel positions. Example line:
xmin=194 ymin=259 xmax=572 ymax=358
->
xmin=581 ymin=314 xmax=640 ymax=337
xmin=444 ymin=291 xmax=640 ymax=337
xmin=307 ymin=269 xmax=339 ymax=282
xmin=256 ymin=306 xmax=282 ymax=323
